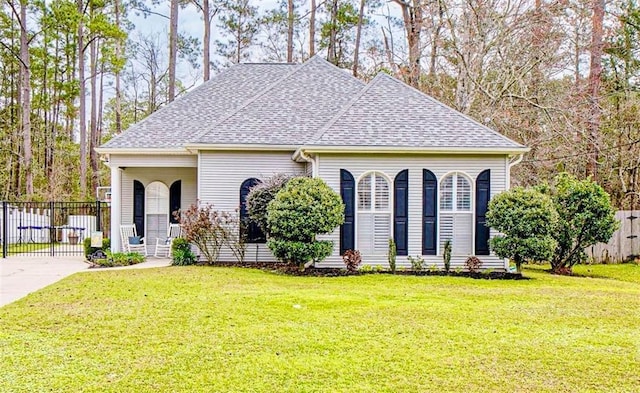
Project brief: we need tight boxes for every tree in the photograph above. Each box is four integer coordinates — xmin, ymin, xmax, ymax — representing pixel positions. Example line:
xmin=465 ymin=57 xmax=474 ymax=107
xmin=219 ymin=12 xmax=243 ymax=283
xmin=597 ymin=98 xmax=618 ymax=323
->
xmin=547 ymin=173 xmax=619 ymax=273
xmin=216 ymin=0 xmax=259 ymax=64
xmin=168 ymin=0 xmax=179 ymax=102
xmin=267 ymin=177 xmax=344 ymax=268
xmin=486 ymin=187 xmax=558 ymax=273
xmin=246 ymin=173 xmax=290 ymax=237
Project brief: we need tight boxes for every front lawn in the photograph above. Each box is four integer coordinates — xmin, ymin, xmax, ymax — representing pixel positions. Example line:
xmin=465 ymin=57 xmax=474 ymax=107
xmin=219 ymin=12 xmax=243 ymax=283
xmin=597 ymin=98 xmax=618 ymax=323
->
xmin=1 ymin=266 xmax=639 ymax=392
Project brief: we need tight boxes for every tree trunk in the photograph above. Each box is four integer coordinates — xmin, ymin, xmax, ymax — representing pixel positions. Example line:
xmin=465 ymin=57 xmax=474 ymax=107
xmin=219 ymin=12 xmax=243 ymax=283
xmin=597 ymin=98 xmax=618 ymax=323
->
xmin=309 ymin=0 xmax=316 ymax=56
xmin=168 ymin=0 xmax=179 ymax=102
xmin=89 ymin=37 xmax=99 ymax=193
xmin=203 ymin=0 xmax=211 ymax=81
xmin=78 ymin=0 xmax=87 ymax=198
xmin=327 ymin=0 xmax=338 ymax=64
xmin=393 ymin=0 xmax=422 ymax=87
xmin=587 ymin=0 xmax=604 ymax=179
xmin=19 ymin=0 xmax=33 ymax=198
xmin=287 ymin=0 xmax=294 ymax=62
xmin=352 ymin=0 xmax=366 ymax=77
xmin=114 ymin=0 xmax=123 ymax=133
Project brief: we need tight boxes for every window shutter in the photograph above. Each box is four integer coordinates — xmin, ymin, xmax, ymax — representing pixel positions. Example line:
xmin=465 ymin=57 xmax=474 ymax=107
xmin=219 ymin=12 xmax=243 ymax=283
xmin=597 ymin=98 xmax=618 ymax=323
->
xmin=394 ymin=169 xmax=409 ymax=256
xmin=240 ymin=178 xmax=265 ymax=243
xmin=340 ymin=169 xmax=355 ymax=255
xmin=475 ymin=169 xmax=491 ymax=255
xmin=133 ymin=180 xmax=145 ymax=236
xmin=169 ymin=180 xmax=181 ymax=224
xmin=422 ymin=169 xmax=437 ymax=255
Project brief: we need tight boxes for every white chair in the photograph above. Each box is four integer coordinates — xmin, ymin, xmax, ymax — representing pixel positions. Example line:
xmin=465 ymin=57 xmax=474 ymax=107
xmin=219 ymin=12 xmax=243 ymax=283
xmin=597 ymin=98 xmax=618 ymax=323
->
xmin=120 ymin=224 xmax=147 ymax=255
xmin=154 ymin=223 xmax=182 ymax=258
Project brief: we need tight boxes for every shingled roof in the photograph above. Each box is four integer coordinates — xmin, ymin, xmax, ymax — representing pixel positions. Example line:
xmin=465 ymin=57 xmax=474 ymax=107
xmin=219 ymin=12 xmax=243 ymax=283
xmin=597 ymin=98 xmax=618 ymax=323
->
xmin=308 ymin=73 xmax=525 ymax=149
xmin=101 ymin=63 xmax=298 ymax=148
xmin=101 ymin=56 xmax=525 ymax=152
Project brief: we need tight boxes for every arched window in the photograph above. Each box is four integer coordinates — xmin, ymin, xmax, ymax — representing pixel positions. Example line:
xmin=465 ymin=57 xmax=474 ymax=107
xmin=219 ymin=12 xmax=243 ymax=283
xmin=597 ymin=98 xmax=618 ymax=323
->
xmin=357 ymin=172 xmax=391 ymax=256
xmin=240 ymin=178 xmax=265 ymax=243
xmin=146 ymin=181 xmax=170 ymax=246
xmin=439 ymin=173 xmax=473 ymax=255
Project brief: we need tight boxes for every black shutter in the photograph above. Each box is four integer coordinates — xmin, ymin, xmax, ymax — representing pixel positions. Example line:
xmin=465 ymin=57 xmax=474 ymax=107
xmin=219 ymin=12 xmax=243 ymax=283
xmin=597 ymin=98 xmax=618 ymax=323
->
xmin=340 ymin=169 xmax=355 ymax=255
xmin=169 ymin=180 xmax=181 ymax=224
xmin=394 ymin=169 xmax=409 ymax=256
xmin=422 ymin=169 xmax=437 ymax=255
xmin=475 ymin=169 xmax=491 ymax=255
xmin=240 ymin=178 xmax=265 ymax=243
xmin=133 ymin=180 xmax=145 ymax=236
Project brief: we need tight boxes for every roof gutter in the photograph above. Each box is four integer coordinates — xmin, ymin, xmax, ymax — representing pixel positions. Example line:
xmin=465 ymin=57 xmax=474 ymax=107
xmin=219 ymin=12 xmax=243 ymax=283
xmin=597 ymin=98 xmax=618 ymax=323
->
xmin=294 ymin=145 xmax=530 ymax=157
xmin=95 ymin=147 xmax=191 ymax=155
xmin=184 ymin=143 xmax=300 ymax=153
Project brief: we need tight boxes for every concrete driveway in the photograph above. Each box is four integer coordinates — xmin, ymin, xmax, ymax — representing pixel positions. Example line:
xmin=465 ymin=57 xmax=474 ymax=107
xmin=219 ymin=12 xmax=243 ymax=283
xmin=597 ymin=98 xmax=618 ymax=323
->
xmin=0 ymin=256 xmax=171 ymax=307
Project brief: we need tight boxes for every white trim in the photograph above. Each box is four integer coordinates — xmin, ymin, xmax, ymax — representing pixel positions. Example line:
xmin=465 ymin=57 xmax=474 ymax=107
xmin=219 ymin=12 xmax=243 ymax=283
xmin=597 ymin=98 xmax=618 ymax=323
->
xmin=96 ymin=148 xmax=192 ymax=156
xmin=187 ymin=144 xmax=300 ymax=152
xmin=110 ymin=166 xmax=122 ymax=252
xmin=294 ymin=145 xmax=529 ymax=159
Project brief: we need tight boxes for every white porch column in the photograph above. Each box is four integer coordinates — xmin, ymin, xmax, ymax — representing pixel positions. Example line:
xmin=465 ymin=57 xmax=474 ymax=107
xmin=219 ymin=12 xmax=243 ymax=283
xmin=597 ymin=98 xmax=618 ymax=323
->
xmin=110 ymin=165 xmax=122 ymax=252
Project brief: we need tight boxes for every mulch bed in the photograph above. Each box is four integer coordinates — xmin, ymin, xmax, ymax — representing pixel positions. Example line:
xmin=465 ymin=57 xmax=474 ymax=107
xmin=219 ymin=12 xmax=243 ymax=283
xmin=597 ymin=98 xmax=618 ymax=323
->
xmin=211 ymin=261 xmax=526 ymax=279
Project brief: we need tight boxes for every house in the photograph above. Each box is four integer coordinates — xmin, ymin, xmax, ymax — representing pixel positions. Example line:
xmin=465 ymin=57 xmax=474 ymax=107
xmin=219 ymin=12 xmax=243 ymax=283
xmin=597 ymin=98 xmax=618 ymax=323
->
xmin=96 ymin=56 xmax=529 ymax=270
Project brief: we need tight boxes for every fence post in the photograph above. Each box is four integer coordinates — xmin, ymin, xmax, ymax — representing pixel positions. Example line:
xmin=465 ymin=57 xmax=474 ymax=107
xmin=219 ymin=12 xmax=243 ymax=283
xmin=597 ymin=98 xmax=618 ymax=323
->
xmin=96 ymin=201 xmax=101 ymax=234
xmin=2 ymin=201 xmax=7 ymax=258
xmin=50 ymin=201 xmax=55 ymax=257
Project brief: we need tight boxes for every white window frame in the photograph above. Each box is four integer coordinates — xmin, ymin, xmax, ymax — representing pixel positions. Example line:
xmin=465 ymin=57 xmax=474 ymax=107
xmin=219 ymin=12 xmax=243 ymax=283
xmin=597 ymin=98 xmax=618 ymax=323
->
xmin=355 ymin=171 xmax=392 ymax=254
xmin=145 ymin=181 xmax=170 ymax=246
xmin=438 ymin=172 xmax=474 ymax=256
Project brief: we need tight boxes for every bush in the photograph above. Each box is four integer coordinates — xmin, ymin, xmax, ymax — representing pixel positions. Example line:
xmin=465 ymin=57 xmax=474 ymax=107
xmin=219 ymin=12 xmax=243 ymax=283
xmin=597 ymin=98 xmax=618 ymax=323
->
xmin=388 ymin=239 xmax=397 ymax=274
xmin=218 ymin=209 xmax=246 ymax=263
xmin=268 ymin=239 xmax=333 ymax=266
xmin=92 ymin=251 xmax=145 ymax=267
xmin=464 ymin=256 xmax=483 ymax=273
xmin=546 ymin=173 xmax=619 ymax=274
xmin=443 ymin=240 xmax=452 ymax=273
xmin=246 ymin=173 xmax=290 ymax=236
xmin=267 ymin=177 xmax=344 ymax=267
xmin=486 ymin=187 xmax=558 ymax=273
xmin=171 ymin=238 xmax=197 ymax=266
xmin=343 ymin=249 xmax=362 ymax=272
xmin=83 ymin=237 xmax=111 ymax=259
xmin=408 ymin=255 xmax=424 ymax=271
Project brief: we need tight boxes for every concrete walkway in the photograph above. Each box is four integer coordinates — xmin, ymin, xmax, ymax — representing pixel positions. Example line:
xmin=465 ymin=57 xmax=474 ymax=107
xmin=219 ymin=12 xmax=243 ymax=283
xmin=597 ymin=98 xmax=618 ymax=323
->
xmin=0 ymin=256 xmax=171 ymax=307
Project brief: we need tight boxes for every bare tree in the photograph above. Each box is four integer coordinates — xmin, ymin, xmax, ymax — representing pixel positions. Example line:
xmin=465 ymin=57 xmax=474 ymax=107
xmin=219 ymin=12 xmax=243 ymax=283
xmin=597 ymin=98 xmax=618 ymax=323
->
xmin=168 ymin=0 xmax=179 ymax=102
xmin=586 ymin=0 xmax=604 ymax=179
xmin=352 ymin=0 xmax=365 ymax=76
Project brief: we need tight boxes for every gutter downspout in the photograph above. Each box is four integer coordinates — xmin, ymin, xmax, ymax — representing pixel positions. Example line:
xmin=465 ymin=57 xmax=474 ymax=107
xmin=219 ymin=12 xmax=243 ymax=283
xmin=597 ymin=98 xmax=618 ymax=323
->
xmin=297 ymin=149 xmax=316 ymax=178
xmin=503 ymin=153 xmax=524 ymax=271
xmin=508 ymin=153 xmax=523 ymax=168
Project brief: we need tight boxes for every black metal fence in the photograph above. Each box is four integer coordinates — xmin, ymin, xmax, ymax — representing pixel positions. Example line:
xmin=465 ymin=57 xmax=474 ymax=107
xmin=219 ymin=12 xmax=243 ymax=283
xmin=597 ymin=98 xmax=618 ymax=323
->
xmin=1 ymin=202 xmax=110 ymax=258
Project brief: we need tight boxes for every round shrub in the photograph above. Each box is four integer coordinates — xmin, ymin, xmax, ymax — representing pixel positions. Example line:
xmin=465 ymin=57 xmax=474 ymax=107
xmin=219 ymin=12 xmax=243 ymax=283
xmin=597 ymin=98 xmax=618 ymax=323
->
xmin=486 ymin=187 xmax=558 ymax=273
xmin=267 ymin=177 xmax=344 ymax=242
xmin=267 ymin=177 xmax=344 ymax=266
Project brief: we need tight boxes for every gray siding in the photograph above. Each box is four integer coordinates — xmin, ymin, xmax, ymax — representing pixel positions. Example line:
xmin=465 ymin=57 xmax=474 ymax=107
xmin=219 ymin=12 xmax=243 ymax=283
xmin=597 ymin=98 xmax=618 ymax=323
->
xmin=120 ymin=167 xmax=197 ymax=240
xmin=199 ymin=151 xmax=304 ymax=262
xmin=316 ymin=153 xmax=509 ymax=270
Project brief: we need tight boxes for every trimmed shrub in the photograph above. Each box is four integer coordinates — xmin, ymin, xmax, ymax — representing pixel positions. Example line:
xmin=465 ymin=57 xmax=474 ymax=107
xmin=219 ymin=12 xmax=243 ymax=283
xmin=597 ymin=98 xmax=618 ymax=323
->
xmin=486 ymin=187 xmax=558 ymax=273
xmin=408 ymin=255 xmax=424 ymax=271
xmin=443 ymin=240 xmax=452 ymax=273
xmin=83 ymin=237 xmax=110 ymax=259
xmin=267 ymin=177 xmax=344 ymax=267
xmin=246 ymin=173 xmax=290 ymax=236
xmin=171 ymin=237 xmax=197 ymax=266
xmin=388 ymin=239 xmax=397 ymax=274
xmin=546 ymin=173 xmax=619 ymax=273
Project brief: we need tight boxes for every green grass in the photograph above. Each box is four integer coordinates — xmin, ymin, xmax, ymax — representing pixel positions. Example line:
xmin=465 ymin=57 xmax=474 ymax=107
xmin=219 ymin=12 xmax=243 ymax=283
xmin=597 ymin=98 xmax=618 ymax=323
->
xmin=1 ymin=266 xmax=639 ymax=392
xmin=7 ymin=242 xmax=51 ymax=254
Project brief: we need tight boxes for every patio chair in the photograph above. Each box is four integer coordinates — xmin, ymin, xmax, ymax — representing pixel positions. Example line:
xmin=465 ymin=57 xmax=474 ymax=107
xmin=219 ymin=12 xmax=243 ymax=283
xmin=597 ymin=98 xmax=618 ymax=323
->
xmin=120 ymin=224 xmax=147 ymax=255
xmin=154 ymin=223 xmax=182 ymax=258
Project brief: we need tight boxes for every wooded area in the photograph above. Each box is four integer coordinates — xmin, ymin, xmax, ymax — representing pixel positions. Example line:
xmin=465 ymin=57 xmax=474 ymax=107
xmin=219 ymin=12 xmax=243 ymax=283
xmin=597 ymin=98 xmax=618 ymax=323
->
xmin=1 ymin=0 xmax=639 ymax=207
